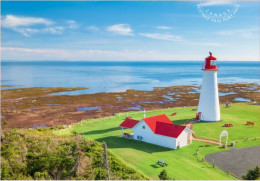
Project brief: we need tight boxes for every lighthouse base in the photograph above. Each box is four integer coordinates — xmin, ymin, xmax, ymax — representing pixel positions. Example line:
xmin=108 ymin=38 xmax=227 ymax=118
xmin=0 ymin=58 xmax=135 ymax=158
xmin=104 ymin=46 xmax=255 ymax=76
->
xmin=199 ymin=119 xmax=222 ymax=122
xmin=197 ymin=70 xmax=220 ymax=122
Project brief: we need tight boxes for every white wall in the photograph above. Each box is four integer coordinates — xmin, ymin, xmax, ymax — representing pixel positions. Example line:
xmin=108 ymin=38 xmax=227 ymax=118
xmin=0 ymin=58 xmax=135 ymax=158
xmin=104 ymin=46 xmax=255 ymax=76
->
xmin=197 ymin=71 xmax=221 ymax=121
xmin=133 ymin=120 xmax=177 ymax=149
xmin=176 ymin=128 xmax=191 ymax=148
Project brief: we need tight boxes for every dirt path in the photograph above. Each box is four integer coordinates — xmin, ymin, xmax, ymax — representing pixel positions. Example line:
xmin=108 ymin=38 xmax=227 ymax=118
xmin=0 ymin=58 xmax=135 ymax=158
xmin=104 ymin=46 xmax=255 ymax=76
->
xmin=186 ymin=120 xmax=219 ymax=145
xmin=192 ymin=137 xmax=219 ymax=145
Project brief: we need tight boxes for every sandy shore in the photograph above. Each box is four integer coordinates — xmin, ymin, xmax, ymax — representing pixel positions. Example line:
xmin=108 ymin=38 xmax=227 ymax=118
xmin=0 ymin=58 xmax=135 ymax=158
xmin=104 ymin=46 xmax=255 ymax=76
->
xmin=1 ymin=83 xmax=259 ymax=129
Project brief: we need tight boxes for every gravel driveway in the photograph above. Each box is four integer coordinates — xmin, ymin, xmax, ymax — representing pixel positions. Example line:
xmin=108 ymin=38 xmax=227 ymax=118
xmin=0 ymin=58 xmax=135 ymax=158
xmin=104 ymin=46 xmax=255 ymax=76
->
xmin=205 ymin=146 xmax=260 ymax=179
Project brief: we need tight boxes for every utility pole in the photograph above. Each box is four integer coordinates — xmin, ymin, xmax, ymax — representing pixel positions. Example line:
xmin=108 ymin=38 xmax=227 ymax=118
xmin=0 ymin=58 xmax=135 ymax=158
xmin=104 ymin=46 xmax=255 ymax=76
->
xmin=103 ymin=141 xmax=110 ymax=180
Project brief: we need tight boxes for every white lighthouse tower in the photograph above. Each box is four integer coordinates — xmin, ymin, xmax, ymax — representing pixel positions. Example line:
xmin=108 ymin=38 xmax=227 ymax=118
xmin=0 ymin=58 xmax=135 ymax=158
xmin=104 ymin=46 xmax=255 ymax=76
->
xmin=197 ymin=52 xmax=220 ymax=122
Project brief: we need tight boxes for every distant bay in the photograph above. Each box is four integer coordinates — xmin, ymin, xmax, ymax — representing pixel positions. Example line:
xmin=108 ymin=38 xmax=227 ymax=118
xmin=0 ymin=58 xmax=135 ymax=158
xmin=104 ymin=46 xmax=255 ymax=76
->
xmin=1 ymin=61 xmax=259 ymax=94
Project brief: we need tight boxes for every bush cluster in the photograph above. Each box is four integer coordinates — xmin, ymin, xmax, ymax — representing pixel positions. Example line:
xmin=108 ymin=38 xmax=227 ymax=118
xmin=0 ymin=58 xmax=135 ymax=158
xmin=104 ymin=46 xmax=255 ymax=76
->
xmin=1 ymin=128 xmax=146 ymax=180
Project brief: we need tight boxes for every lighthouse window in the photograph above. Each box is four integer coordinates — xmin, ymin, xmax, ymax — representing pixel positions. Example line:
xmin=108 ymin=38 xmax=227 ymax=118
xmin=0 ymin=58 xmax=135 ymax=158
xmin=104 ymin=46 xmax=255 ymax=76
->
xmin=211 ymin=60 xmax=216 ymax=66
xmin=142 ymin=126 xmax=145 ymax=129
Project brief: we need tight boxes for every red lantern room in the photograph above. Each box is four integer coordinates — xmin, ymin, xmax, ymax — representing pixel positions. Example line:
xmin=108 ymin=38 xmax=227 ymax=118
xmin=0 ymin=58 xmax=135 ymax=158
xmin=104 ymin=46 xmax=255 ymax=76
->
xmin=202 ymin=52 xmax=219 ymax=71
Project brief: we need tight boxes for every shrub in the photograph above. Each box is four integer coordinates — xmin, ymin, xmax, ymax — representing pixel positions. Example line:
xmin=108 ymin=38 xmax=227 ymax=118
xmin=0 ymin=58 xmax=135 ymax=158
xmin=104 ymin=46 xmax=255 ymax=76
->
xmin=94 ymin=168 xmax=107 ymax=180
xmin=158 ymin=169 xmax=174 ymax=180
xmin=1 ymin=120 xmax=7 ymax=126
xmin=242 ymin=166 xmax=260 ymax=180
xmin=72 ymin=130 xmax=78 ymax=136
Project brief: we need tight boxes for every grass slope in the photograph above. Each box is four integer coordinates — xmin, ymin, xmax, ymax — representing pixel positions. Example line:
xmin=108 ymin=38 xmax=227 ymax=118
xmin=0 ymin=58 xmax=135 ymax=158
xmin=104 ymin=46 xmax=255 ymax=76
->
xmin=56 ymin=103 xmax=259 ymax=180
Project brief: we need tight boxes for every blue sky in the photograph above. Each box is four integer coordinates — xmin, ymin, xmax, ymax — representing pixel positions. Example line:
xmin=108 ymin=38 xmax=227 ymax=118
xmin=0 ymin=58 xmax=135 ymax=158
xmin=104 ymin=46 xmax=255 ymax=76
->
xmin=1 ymin=1 xmax=259 ymax=61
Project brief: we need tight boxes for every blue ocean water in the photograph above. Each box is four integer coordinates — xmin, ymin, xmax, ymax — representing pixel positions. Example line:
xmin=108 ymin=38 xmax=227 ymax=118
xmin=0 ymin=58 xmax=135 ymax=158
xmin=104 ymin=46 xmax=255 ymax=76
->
xmin=1 ymin=61 xmax=259 ymax=94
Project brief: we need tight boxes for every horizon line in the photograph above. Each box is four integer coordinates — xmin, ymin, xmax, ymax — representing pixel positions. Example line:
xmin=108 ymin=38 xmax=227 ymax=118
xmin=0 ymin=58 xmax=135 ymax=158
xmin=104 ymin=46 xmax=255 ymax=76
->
xmin=1 ymin=59 xmax=259 ymax=62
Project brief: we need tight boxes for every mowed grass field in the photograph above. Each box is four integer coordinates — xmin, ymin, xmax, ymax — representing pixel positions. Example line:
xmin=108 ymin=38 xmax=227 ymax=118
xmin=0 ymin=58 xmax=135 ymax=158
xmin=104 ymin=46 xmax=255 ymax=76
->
xmin=192 ymin=103 xmax=260 ymax=147
xmin=55 ymin=103 xmax=259 ymax=180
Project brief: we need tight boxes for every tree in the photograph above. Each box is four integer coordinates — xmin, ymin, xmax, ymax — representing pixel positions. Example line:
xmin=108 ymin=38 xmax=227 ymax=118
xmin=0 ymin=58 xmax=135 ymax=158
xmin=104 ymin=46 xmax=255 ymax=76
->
xmin=158 ymin=169 xmax=174 ymax=180
xmin=242 ymin=166 xmax=260 ymax=180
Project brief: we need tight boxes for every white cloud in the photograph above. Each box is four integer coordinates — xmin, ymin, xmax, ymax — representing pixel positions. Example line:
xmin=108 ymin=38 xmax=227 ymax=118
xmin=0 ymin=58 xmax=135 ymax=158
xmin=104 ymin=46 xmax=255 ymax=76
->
xmin=217 ymin=28 xmax=258 ymax=38
xmin=156 ymin=26 xmax=173 ymax=30
xmin=140 ymin=33 xmax=182 ymax=41
xmin=1 ymin=15 xmax=71 ymax=37
xmin=42 ymin=26 xmax=65 ymax=34
xmin=86 ymin=25 xmax=99 ymax=31
xmin=1 ymin=14 xmax=53 ymax=28
xmin=66 ymin=20 xmax=79 ymax=29
xmin=7 ymin=26 xmax=65 ymax=37
xmin=14 ymin=28 xmax=40 ymax=37
xmin=199 ymin=1 xmax=234 ymax=7
xmin=107 ymin=24 xmax=133 ymax=36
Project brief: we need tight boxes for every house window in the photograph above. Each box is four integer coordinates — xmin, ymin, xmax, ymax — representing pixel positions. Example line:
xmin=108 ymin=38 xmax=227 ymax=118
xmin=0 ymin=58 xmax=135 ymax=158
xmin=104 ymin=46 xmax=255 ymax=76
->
xmin=137 ymin=136 xmax=143 ymax=140
xmin=142 ymin=126 xmax=145 ymax=129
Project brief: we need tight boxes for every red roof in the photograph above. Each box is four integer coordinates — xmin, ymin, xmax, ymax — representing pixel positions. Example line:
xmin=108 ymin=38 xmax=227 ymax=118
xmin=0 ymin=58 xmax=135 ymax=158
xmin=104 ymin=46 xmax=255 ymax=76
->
xmin=119 ymin=114 xmax=188 ymax=138
xmin=120 ymin=117 xmax=139 ymax=128
xmin=143 ymin=114 xmax=172 ymax=132
xmin=155 ymin=122 xmax=186 ymax=138
xmin=143 ymin=114 xmax=186 ymax=138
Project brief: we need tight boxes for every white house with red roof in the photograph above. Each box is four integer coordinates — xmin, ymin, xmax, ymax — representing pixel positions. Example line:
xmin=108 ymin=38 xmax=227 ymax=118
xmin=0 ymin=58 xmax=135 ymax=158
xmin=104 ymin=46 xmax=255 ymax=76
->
xmin=119 ymin=114 xmax=194 ymax=149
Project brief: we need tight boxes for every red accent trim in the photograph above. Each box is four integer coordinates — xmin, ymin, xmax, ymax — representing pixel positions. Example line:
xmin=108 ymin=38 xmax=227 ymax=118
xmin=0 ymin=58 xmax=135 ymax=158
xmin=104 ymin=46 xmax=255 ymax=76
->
xmin=246 ymin=121 xmax=254 ymax=125
xmin=224 ymin=123 xmax=233 ymax=127
xmin=203 ymin=52 xmax=219 ymax=70
xmin=205 ymin=52 xmax=217 ymax=61
xmin=196 ymin=112 xmax=202 ymax=120
xmin=171 ymin=112 xmax=177 ymax=116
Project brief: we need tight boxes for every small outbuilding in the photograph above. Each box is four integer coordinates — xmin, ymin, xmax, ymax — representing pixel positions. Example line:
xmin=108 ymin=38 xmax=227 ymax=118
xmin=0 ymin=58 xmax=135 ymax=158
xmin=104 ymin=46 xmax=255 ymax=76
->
xmin=119 ymin=114 xmax=194 ymax=149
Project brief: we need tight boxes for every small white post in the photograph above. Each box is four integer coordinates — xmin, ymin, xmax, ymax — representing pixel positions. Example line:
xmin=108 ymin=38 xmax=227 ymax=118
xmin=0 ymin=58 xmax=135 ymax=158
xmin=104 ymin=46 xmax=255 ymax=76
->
xmin=226 ymin=135 xmax=228 ymax=146
xmin=143 ymin=109 xmax=146 ymax=118
xmin=219 ymin=135 xmax=221 ymax=146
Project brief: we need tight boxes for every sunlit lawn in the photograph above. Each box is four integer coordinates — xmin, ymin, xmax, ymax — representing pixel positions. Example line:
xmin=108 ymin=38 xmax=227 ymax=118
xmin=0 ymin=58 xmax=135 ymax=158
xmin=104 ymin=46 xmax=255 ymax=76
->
xmin=55 ymin=103 xmax=259 ymax=179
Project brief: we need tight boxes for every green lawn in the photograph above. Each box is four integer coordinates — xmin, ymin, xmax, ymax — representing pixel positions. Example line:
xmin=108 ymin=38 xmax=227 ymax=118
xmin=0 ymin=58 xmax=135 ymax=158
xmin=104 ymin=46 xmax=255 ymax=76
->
xmin=55 ymin=103 xmax=259 ymax=180
xmin=192 ymin=103 xmax=260 ymax=147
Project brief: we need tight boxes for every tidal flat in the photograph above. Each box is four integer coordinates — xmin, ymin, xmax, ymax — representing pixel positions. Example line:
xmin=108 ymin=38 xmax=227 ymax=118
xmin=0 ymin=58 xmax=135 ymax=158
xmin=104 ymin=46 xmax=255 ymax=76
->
xmin=1 ymin=83 xmax=259 ymax=129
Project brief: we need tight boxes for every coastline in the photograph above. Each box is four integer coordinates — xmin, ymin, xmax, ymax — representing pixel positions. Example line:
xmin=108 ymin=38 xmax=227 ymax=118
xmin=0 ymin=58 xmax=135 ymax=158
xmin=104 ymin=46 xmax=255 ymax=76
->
xmin=1 ymin=83 xmax=259 ymax=129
